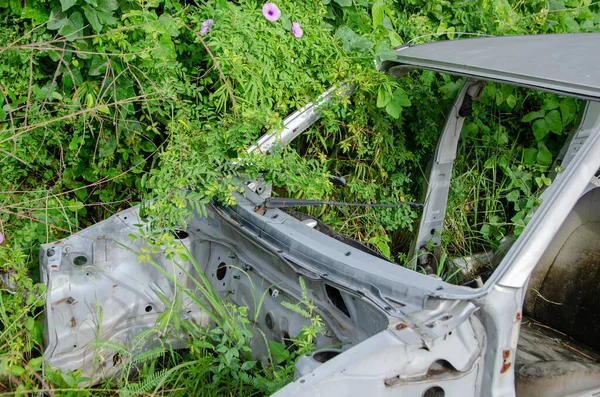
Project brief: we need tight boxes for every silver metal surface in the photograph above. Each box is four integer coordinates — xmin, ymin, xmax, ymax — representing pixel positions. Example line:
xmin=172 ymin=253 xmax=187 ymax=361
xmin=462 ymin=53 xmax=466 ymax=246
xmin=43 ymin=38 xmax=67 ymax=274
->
xmin=411 ymin=79 xmax=485 ymax=256
xmin=247 ymin=84 xmax=355 ymax=155
xmin=380 ymin=34 xmax=600 ymax=101
xmin=40 ymin=34 xmax=600 ymax=396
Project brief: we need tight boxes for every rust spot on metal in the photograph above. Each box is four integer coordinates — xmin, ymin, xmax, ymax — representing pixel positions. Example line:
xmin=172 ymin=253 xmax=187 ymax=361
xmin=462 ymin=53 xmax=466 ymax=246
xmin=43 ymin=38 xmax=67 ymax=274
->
xmin=395 ymin=323 xmax=407 ymax=331
xmin=69 ymin=317 xmax=77 ymax=328
xmin=426 ymin=323 xmax=435 ymax=328
xmin=500 ymin=362 xmax=511 ymax=374
xmin=515 ymin=312 xmax=522 ymax=321
xmin=52 ymin=296 xmax=75 ymax=308
xmin=502 ymin=349 xmax=510 ymax=360
xmin=113 ymin=284 xmax=118 ymax=288
xmin=254 ymin=205 xmax=266 ymax=215
xmin=441 ymin=315 xmax=452 ymax=321
xmin=52 ymin=297 xmax=68 ymax=307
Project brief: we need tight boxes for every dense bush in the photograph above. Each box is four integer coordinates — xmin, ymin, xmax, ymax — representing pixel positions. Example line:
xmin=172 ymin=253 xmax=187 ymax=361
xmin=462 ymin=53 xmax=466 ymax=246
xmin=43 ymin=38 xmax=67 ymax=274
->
xmin=1 ymin=0 xmax=598 ymax=394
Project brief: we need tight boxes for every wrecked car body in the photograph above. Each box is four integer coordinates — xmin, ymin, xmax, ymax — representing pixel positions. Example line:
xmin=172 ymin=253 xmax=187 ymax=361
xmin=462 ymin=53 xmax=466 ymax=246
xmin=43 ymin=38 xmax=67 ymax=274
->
xmin=40 ymin=34 xmax=600 ymax=396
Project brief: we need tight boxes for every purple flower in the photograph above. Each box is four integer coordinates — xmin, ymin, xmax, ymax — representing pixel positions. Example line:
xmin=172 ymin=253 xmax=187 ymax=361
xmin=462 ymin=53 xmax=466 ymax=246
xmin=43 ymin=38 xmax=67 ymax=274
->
xmin=200 ymin=19 xmax=213 ymax=35
xmin=0 ymin=232 xmax=3 ymax=244
xmin=262 ymin=3 xmax=281 ymax=22
xmin=291 ymin=21 xmax=303 ymax=38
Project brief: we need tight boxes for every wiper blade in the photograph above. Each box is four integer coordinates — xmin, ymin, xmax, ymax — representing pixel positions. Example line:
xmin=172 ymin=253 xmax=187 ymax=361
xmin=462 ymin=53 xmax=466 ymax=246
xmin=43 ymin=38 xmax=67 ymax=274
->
xmin=264 ymin=197 xmax=423 ymax=210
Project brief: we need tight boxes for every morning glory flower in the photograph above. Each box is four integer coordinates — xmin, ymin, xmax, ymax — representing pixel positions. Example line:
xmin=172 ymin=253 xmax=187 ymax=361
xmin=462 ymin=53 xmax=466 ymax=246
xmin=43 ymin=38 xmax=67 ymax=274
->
xmin=200 ymin=19 xmax=213 ymax=35
xmin=291 ymin=22 xmax=303 ymax=38
xmin=262 ymin=3 xmax=281 ymax=22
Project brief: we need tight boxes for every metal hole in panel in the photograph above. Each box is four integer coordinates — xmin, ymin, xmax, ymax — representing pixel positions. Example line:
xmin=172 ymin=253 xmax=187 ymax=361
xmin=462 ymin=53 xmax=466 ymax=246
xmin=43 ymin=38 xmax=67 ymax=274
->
xmin=73 ymin=255 xmax=88 ymax=266
xmin=216 ymin=262 xmax=227 ymax=280
xmin=265 ymin=313 xmax=275 ymax=330
xmin=422 ymin=386 xmax=445 ymax=397
xmin=172 ymin=229 xmax=189 ymax=239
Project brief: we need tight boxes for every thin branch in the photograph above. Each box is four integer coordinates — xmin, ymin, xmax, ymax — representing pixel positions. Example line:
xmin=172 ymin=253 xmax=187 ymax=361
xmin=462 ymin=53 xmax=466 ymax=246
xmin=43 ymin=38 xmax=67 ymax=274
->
xmin=0 ymin=94 xmax=162 ymax=145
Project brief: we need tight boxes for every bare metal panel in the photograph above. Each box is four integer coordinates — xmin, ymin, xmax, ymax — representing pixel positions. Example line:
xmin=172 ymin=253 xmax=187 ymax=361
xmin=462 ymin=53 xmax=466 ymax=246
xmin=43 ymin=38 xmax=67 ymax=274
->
xmin=380 ymin=34 xmax=600 ymax=101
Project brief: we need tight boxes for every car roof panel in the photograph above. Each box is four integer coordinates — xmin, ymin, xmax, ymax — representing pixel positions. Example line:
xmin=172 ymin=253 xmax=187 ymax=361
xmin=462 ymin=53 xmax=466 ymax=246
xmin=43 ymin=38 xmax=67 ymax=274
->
xmin=379 ymin=33 xmax=600 ymax=101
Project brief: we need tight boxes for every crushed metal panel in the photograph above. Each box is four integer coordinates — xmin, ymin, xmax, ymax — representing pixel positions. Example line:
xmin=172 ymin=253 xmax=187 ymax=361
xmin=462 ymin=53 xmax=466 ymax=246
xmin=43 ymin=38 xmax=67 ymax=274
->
xmin=379 ymin=34 xmax=600 ymax=101
xmin=39 ymin=207 xmax=210 ymax=381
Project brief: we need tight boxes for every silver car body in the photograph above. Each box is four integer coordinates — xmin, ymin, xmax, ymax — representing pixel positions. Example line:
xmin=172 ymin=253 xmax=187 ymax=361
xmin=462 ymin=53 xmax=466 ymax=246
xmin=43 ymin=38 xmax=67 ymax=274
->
xmin=40 ymin=34 xmax=600 ymax=396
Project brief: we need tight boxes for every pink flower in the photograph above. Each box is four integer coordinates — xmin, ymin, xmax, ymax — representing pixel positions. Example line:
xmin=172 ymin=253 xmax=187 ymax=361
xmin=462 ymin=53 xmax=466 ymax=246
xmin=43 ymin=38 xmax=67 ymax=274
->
xmin=0 ymin=232 xmax=3 ymax=244
xmin=200 ymin=19 xmax=213 ymax=35
xmin=291 ymin=21 xmax=303 ymax=38
xmin=262 ymin=3 xmax=281 ymax=22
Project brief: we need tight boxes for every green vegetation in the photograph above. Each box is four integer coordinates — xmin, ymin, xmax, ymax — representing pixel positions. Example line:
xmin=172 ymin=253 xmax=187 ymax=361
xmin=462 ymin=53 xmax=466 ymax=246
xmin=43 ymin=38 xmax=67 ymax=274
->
xmin=1 ymin=0 xmax=598 ymax=394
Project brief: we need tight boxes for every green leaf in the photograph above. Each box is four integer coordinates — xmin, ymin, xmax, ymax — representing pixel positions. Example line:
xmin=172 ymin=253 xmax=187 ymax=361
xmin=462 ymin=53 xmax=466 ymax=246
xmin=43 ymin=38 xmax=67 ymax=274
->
xmin=97 ymin=10 xmax=116 ymax=25
xmin=9 ymin=365 xmax=25 ymax=376
xmin=88 ymin=56 xmax=107 ymax=76
xmin=559 ymin=98 xmax=577 ymax=126
xmin=25 ymin=316 xmax=35 ymax=331
xmin=60 ymin=0 xmax=77 ymax=12
xmin=83 ymin=5 xmax=102 ymax=32
xmin=523 ymin=148 xmax=538 ymax=165
xmin=85 ymin=93 xmax=94 ymax=108
xmin=506 ymin=190 xmax=520 ymax=202
xmin=385 ymin=88 xmax=410 ymax=119
xmin=280 ymin=15 xmax=291 ymax=30
xmin=532 ymin=118 xmax=549 ymax=141
xmin=27 ymin=357 xmax=43 ymax=371
xmin=376 ymin=87 xmax=391 ymax=108
xmin=241 ymin=360 xmax=256 ymax=371
xmin=9 ymin=0 xmax=21 ymax=14
xmin=544 ymin=109 xmax=562 ymax=134
xmin=388 ymin=30 xmax=403 ymax=47
xmin=372 ymin=0 xmax=384 ymax=28
xmin=62 ymin=67 xmax=82 ymax=87
xmin=496 ymin=84 xmax=514 ymax=106
xmin=392 ymin=88 xmax=410 ymax=106
xmin=96 ymin=0 xmax=117 ymax=12
xmin=333 ymin=0 xmax=352 ymax=6
xmin=521 ymin=110 xmax=545 ymax=123
xmin=495 ymin=130 xmax=509 ymax=145
xmin=436 ymin=21 xmax=447 ymax=35
xmin=99 ymin=137 xmax=116 ymax=157
xmin=335 ymin=26 xmax=373 ymax=53
xmin=542 ymin=95 xmax=559 ymax=111
xmin=141 ymin=140 xmax=156 ymax=152
xmin=67 ymin=199 xmax=84 ymax=211
xmin=484 ymin=157 xmax=496 ymax=169
xmin=84 ymin=0 xmax=97 ymax=6
xmin=47 ymin=6 xmax=67 ymax=30
xmin=59 ymin=11 xmax=84 ymax=38
xmin=21 ymin=6 xmax=50 ymax=25
xmin=386 ymin=101 xmax=402 ymax=119
xmin=505 ymin=94 xmax=516 ymax=109
xmin=376 ymin=240 xmax=390 ymax=258
xmin=268 ymin=341 xmax=290 ymax=364
xmin=480 ymin=224 xmax=491 ymax=237
xmin=375 ymin=41 xmax=396 ymax=62
xmin=563 ymin=15 xmax=580 ymax=32
xmin=536 ymin=142 xmax=552 ymax=166
xmin=511 ymin=210 xmax=526 ymax=226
